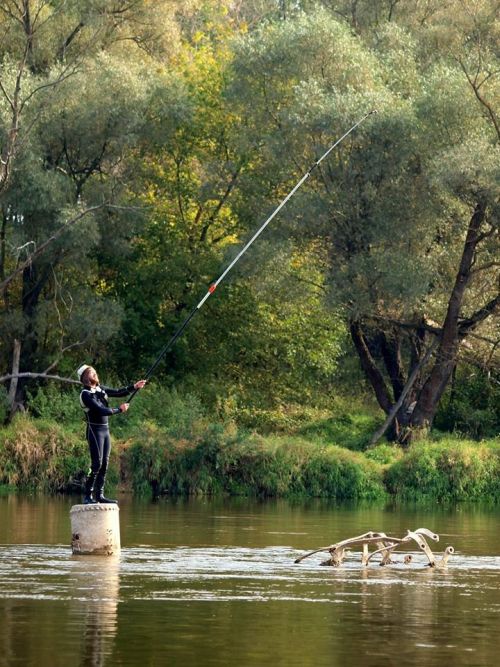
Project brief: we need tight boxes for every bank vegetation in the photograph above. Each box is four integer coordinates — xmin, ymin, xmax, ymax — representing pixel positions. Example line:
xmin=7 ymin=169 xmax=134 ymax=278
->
xmin=1 ymin=385 xmax=498 ymax=502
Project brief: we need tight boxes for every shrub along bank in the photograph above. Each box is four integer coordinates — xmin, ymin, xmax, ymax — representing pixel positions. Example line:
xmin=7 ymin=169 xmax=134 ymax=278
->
xmin=123 ymin=422 xmax=385 ymax=500
xmin=1 ymin=412 xmax=499 ymax=502
xmin=385 ymin=438 xmax=500 ymax=502
xmin=0 ymin=415 xmax=87 ymax=493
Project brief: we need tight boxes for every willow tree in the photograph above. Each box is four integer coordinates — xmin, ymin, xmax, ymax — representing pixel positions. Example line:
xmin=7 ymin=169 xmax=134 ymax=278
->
xmin=0 ymin=0 xmax=197 ymax=407
xmin=108 ymin=8 xmax=344 ymax=411
xmin=228 ymin=6 xmax=499 ymax=441
xmin=403 ymin=0 xmax=500 ymax=437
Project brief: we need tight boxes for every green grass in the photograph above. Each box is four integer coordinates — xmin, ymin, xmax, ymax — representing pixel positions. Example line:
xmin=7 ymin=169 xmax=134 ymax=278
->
xmin=234 ymin=397 xmax=381 ymax=451
xmin=297 ymin=412 xmax=379 ymax=451
xmin=0 ymin=413 xmax=117 ymax=493
xmin=385 ymin=437 xmax=500 ymax=502
xmin=122 ymin=425 xmax=387 ymax=500
xmin=1 ymin=400 xmax=498 ymax=503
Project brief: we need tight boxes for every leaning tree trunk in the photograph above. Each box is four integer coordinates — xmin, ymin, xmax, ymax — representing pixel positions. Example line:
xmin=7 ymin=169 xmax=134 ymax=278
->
xmin=350 ymin=321 xmax=404 ymax=441
xmin=350 ymin=318 xmax=435 ymax=443
xmin=410 ymin=200 xmax=487 ymax=437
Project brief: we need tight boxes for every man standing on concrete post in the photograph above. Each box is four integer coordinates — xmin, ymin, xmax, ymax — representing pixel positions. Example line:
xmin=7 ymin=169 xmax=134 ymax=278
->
xmin=77 ymin=364 xmax=146 ymax=504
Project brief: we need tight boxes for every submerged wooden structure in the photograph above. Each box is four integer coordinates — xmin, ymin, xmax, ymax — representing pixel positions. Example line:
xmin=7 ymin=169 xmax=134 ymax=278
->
xmin=295 ymin=528 xmax=454 ymax=568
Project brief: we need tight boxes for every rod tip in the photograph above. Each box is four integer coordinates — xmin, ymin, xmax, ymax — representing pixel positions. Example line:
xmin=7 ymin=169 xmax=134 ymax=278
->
xmin=369 ymin=109 xmax=378 ymax=115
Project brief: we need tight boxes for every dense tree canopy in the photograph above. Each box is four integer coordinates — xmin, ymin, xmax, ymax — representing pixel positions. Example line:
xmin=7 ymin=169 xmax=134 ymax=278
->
xmin=0 ymin=0 xmax=498 ymax=440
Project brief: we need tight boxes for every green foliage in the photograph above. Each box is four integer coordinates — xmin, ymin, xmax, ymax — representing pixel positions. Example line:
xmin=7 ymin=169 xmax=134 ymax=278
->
xmin=234 ymin=404 xmax=324 ymax=433
xmin=385 ymin=438 xmax=500 ymax=501
xmin=225 ymin=398 xmax=380 ymax=451
xmin=113 ymin=384 xmax=207 ymax=440
xmin=2 ymin=409 xmax=499 ymax=503
xmin=364 ymin=443 xmax=403 ymax=466
xmin=1 ymin=0 xmax=499 ymax=443
xmin=434 ymin=369 xmax=500 ymax=440
xmin=27 ymin=384 xmax=83 ymax=428
xmin=0 ymin=386 xmax=9 ymax=423
xmin=298 ymin=411 xmax=379 ymax=451
xmin=123 ymin=425 xmax=386 ymax=500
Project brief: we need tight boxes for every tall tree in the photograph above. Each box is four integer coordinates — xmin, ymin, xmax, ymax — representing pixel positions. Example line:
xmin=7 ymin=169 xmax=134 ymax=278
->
xmin=0 ymin=0 xmax=194 ymax=406
xmin=110 ymin=13 xmax=344 ymax=409
xmin=228 ymin=6 xmax=499 ymax=440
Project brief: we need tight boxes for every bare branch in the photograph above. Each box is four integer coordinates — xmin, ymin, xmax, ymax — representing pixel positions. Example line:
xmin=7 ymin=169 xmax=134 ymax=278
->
xmin=0 ymin=203 xmax=106 ymax=291
xmin=200 ymin=165 xmax=242 ymax=243
xmin=0 ymin=372 xmax=80 ymax=385
xmin=58 ymin=20 xmax=84 ymax=60
xmin=0 ymin=78 xmax=15 ymax=111
xmin=290 ymin=273 xmax=326 ymax=293
xmin=458 ymin=58 xmax=500 ymax=142
xmin=19 ymin=63 xmax=79 ymax=111
xmin=470 ymin=261 xmax=500 ymax=275
xmin=458 ymin=293 xmax=500 ymax=334
xmin=369 ymin=314 xmax=442 ymax=335
xmin=467 ymin=331 xmax=500 ymax=346
xmin=0 ymin=2 xmax=24 ymax=26
xmin=43 ymin=341 xmax=86 ymax=374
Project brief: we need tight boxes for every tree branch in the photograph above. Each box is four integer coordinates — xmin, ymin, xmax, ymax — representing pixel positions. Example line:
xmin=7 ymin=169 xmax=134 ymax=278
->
xmin=369 ymin=314 xmax=442 ymax=335
xmin=350 ymin=320 xmax=393 ymax=414
xmin=0 ymin=203 xmax=106 ymax=292
xmin=459 ymin=58 xmax=500 ymax=142
xmin=370 ymin=339 xmax=438 ymax=446
xmin=199 ymin=165 xmax=242 ymax=243
xmin=470 ymin=260 xmax=500 ymax=275
xmin=0 ymin=372 xmax=80 ymax=386
xmin=458 ymin=293 xmax=500 ymax=334
xmin=58 ymin=20 xmax=84 ymax=60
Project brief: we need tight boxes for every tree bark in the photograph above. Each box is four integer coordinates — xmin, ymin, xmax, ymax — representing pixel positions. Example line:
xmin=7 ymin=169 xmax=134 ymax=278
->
xmin=7 ymin=339 xmax=21 ymax=418
xmin=350 ymin=320 xmax=393 ymax=414
xmin=370 ymin=339 xmax=438 ymax=447
xmin=380 ymin=329 xmax=406 ymax=400
xmin=1 ymin=372 xmax=80 ymax=386
xmin=411 ymin=201 xmax=487 ymax=431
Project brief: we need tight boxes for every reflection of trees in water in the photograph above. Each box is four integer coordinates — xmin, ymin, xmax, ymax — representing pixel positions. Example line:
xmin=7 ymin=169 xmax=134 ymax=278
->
xmin=356 ymin=566 xmax=478 ymax=656
xmin=68 ymin=555 xmax=120 ymax=667
xmin=0 ymin=599 xmax=16 ymax=665
xmin=0 ymin=495 xmax=69 ymax=544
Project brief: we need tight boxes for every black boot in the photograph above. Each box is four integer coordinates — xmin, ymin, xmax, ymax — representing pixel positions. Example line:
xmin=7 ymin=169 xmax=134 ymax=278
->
xmin=83 ymin=471 xmax=98 ymax=504
xmin=95 ymin=473 xmax=118 ymax=504
xmin=96 ymin=494 xmax=118 ymax=504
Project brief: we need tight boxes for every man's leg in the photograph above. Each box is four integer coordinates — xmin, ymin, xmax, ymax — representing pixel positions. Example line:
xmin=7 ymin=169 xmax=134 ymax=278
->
xmin=95 ymin=431 xmax=117 ymax=504
xmin=83 ymin=425 xmax=102 ymax=504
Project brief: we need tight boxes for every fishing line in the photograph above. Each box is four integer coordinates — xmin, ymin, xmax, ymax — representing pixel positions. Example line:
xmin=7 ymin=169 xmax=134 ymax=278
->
xmin=128 ymin=109 xmax=377 ymax=402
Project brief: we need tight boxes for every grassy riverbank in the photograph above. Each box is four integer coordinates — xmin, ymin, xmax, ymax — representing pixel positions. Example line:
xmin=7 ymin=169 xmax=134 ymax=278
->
xmin=1 ymin=387 xmax=499 ymax=502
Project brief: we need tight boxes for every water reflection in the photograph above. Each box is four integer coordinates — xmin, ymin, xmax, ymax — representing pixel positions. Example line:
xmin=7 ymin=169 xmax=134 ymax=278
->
xmin=68 ymin=556 xmax=120 ymax=667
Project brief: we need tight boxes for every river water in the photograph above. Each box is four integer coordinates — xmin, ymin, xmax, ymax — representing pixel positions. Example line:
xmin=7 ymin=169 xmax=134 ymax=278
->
xmin=0 ymin=494 xmax=499 ymax=666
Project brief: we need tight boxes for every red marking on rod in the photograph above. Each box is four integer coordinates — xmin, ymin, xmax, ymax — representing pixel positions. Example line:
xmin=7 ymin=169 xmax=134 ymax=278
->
xmin=208 ymin=283 xmax=217 ymax=294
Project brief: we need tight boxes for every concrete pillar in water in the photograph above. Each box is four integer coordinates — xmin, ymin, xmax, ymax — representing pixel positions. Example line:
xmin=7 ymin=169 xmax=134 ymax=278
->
xmin=70 ymin=504 xmax=121 ymax=555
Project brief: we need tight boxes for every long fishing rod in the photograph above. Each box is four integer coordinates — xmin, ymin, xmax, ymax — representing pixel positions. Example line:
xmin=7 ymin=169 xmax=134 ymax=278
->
xmin=128 ymin=109 xmax=377 ymax=403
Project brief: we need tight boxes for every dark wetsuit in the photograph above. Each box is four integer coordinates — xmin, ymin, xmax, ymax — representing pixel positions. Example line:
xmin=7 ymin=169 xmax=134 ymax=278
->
xmin=80 ymin=384 xmax=133 ymax=495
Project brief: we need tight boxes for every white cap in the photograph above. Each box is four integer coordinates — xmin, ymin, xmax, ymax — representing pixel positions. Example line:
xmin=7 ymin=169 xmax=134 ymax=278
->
xmin=77 ymin=364 xmax=90 ymax=380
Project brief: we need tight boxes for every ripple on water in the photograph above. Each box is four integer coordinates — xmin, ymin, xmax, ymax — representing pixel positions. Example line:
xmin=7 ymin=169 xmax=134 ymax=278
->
xmin=0 ymin=544 xmax=499 ymax=603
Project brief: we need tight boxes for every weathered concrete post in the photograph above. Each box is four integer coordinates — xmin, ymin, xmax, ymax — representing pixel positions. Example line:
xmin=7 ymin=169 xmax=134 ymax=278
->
xmin=70 ymin=504 xmax=121 ymax=555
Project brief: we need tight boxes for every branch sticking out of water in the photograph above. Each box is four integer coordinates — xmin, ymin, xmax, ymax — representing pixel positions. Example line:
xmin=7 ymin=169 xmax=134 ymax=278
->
xmin=294 ymin=528 xmax=454 ymax=568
